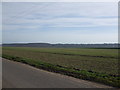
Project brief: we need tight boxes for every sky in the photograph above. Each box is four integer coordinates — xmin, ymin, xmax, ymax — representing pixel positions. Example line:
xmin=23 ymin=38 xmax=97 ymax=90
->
xmin=2 ymin=2 xmax=118 ymax=44
xmin=0 ymin=3 xmax=2 ymax=44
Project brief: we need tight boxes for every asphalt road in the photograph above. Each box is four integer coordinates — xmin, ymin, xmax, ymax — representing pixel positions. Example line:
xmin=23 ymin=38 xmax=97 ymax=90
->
xmin=0 ymin=57 xmax=2 ymax=90
xmin=2 ymin=58 xmax=113 ymax=88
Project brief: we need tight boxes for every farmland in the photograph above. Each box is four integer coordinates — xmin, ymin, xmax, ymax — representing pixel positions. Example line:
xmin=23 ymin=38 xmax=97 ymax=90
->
xmin=2 ymin=47 xmax=119 ymax=87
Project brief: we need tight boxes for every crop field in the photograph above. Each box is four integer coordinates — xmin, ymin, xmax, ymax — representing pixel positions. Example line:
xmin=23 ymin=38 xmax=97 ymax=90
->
xmin=2 ymin=47 xmax=118 ymax=75
xmin=2 ymin=47 xmax=119 ymax=87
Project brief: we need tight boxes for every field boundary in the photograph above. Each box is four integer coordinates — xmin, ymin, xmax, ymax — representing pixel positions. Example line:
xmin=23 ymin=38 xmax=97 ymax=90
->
xmin=39 ymin=52 xmax=118 ymax=59
xmin=2 ymin=54 xmax=120 ymax=88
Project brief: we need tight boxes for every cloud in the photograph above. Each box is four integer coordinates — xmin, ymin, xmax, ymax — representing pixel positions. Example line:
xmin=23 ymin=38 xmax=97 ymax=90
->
xmin=3 ymin=2 xmax=117 ymax=30
xmin=3 ymin=17 xmax=117 ymax=31
xmin=2 ymin=2 xmax=118 ymax=43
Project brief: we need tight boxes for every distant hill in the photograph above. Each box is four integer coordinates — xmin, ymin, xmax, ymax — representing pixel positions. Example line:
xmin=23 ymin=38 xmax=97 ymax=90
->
xmin=2 ymin=43 xmax=119 ymax=48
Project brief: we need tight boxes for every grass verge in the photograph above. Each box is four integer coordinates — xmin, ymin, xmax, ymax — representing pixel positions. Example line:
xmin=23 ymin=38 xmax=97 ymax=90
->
xmin=2 ymin=54 xmax=120 ymax=88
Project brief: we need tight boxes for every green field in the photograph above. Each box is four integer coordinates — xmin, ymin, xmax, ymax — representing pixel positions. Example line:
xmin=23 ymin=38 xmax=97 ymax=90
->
xmin=2 ymin=47 xmax=119 ymax=87
xmin=2 ymin=47 xmax=118 ymax=74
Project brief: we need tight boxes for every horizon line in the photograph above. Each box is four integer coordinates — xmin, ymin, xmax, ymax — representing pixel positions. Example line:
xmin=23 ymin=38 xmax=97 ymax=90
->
xmin=2 ymin=42 xmax=119 ymax=44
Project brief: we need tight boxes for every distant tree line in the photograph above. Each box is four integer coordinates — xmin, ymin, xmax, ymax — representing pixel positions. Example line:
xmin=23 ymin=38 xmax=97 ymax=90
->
xmin=2 ymin=43 xmax=119 ymax=48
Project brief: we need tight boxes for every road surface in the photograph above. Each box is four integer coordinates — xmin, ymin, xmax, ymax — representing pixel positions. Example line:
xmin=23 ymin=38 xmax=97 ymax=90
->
xmin=2 ymin=58 xmax=113 ymax=88
xmin=0 ymin=57 xmax=2 ymax=90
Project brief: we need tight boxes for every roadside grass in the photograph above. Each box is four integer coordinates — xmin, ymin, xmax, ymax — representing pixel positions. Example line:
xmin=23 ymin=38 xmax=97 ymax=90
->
xmin=2 ymin=54 xmax=120 ymax=88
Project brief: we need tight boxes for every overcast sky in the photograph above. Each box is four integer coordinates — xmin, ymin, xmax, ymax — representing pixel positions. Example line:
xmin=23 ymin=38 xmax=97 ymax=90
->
xmin=2 ymin=2 xmax=118 ymax=44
